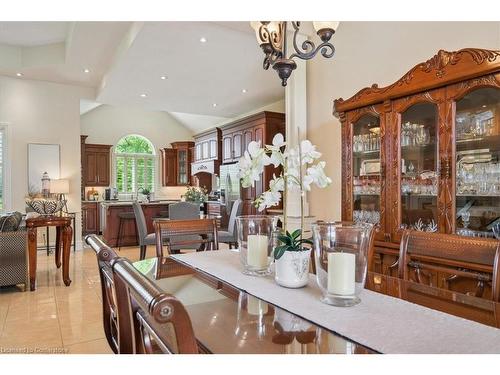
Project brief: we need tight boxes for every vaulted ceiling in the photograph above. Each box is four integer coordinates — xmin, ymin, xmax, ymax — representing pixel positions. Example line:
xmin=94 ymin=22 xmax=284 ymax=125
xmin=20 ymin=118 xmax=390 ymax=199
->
xmin=0 ymin=21 xmax=285 ymax=132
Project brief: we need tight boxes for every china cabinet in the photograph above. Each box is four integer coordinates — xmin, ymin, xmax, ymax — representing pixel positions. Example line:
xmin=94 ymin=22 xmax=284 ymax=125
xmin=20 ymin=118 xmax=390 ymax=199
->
xmin=334 ymin=48 xmax=500 ymax=275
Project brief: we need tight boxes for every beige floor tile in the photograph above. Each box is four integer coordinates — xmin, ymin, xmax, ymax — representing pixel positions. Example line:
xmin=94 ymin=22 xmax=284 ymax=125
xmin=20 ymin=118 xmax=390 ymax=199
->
xmin=1 ymin=318 xmax=63 ymax=350
xmin=65 ymin=338 xmax=113 ymax=354
xmin=59 ymin=318 xmax=105 ymax=346
xmin=5 ymin=301 xmax=58 ymax=323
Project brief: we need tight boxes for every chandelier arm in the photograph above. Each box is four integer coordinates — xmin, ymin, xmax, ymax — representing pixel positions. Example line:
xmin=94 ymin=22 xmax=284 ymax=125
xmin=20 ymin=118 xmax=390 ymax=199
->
xmin=263 ymin=50 xmax=281 ymax=70
xmin=289 ymin=41 xmax=335 ymax=61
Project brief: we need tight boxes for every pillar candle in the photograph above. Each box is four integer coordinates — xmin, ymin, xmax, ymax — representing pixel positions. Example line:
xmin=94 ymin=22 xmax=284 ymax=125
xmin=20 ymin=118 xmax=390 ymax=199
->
xmin=247 ymin=295 xmax=268 ymax=315
xmin=247 ymin=234 xmax=269 ymax=268
xmin=327 ymin=252 xmax=355 ymax=295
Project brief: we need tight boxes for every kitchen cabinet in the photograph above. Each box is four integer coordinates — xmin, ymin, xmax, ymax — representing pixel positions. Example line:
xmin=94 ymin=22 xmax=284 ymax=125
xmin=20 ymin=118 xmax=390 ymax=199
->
xmin=334 ymin=47 xmax=500 ymax=270
xmin=82 ymin=201 xmax=99 ymax=235
xmin=220 ymin=111 xmax=286 ymax=214
xmin=83 ymin=143 xmax=112 ymax=187
xmin=194 ymin=128 xmax=222 ymax=162
xmin=161 ymin=142 xmax=194 ymax=186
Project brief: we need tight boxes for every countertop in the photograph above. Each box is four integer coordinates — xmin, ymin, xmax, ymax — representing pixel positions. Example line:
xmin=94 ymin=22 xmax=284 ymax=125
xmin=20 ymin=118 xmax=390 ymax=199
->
xmin=101 ymin=200 xmax=180 ymax=207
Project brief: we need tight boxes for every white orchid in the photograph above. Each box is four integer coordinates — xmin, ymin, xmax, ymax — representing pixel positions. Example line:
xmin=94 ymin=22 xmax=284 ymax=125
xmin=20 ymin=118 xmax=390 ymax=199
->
xmin=269 ymin=174 xmax=285 ymax=192
xmin=267 ymin=133 xmax=286 ymax=168
xmin=303 ymin=161 xmax=332 ymax=191
xmin=237 ymin=141 xmax=271 ymax=188
xmin=256 ymin=191 xmax=282 ymax=212
xmin=237 ymin=132 xmax=331 ymax=216
xmin=300 ymin=140 xmax=321 ymax=164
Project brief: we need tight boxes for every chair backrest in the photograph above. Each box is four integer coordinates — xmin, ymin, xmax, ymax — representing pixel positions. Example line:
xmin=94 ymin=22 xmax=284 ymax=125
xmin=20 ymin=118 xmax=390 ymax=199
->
xmin=168 ymin=202 xmax=200 ymax=220
xmin=155 ymin=219 xmax=219 ymax=257
xmin=133 ymin=202 xmax=148 ymax=244
xmin=398 ymin=230 xmax=500 ymax=301
xmin=85 ymin=234 xmax=119 ymax=354
xmin=111 ymin=257 xmax=198 ymax=354
xmin=227 ymin=199 xmax=242 ymax=236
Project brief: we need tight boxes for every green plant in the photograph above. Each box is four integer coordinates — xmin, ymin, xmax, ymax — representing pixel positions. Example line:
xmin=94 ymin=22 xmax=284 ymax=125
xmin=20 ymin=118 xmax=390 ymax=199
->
xmin=183 ymin=185 xmax=208 ymax=203
xmin=273 ymin=229 xmax=313 ymax=260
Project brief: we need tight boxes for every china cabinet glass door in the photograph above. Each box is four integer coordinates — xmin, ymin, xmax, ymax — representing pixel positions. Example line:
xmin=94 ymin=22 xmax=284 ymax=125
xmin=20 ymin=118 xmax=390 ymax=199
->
xmin=178 ymin=149 xmax=188 ymax=185
xmin=454 ymin=87 xmax=500 ymax=239
xmin=352 ymin=114 xmax=382 ymax=229
xmin=399 ymin=103 xmax=439 ymax=232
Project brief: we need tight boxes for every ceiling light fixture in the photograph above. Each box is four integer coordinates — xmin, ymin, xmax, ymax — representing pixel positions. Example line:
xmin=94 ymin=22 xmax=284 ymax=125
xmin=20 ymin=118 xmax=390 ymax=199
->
xmin=200 ymin=37 xmax=207 ymax=43
xmin=242 ymin=89 xmax=247 ymax=93
xmin=83 ymin=68 xmax=91 ymax=73
xmin=140 ymin=93 xmax=148 ymax=98
xmin=212 ymin=103 xmax=217 ymax=107
xmin=16 ymin=72 xmax=23 ymax=77
xmin=250 ymin=21 xmax=339 ymax=86
xmin=160 ymin=75 xmax=168 ymax=80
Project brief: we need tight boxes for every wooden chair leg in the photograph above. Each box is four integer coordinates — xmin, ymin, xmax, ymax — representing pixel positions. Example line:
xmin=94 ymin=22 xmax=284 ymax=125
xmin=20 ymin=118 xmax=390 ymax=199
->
xmin=140 ymin=245 xmax=147 ymax=260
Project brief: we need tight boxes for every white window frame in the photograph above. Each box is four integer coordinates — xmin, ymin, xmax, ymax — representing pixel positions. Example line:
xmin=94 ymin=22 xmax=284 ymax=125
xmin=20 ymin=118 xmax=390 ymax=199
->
xmin=0 ymin=123 xmax=11 ymax=213
xmin=113 ymin=135 xmax=156 ymax=195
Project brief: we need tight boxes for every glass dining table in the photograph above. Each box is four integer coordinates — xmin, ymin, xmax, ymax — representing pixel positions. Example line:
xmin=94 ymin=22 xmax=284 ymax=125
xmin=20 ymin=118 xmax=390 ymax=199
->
xmin=133 ymin=255 xmax=500 ymax=354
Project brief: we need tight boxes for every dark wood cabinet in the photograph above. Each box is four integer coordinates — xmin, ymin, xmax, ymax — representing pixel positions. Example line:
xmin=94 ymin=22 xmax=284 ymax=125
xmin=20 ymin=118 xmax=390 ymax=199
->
xmin=160 ymin=148 xmax=177 ymax=186
xmin=161 ymin=141 xmax=194 ymax=186
xmin=334 ymin=47 xmax=500 ymax=271
xmin=83 ymin=143 xmax=111 ymax=187
xmin=82 ymin=202 xmax=99 ymax=235
xmin=220 ymin=111 xmax=286 ymax=215
xmin=194 ymin=128 xmax=221 ymax=162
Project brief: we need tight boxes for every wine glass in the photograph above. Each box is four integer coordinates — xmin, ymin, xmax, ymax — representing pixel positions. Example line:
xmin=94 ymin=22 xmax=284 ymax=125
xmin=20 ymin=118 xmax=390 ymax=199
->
xmin=461 ymin=211 xmax=471 ymax=229
xmin=493 ymin=222 xmax=500 ymax=240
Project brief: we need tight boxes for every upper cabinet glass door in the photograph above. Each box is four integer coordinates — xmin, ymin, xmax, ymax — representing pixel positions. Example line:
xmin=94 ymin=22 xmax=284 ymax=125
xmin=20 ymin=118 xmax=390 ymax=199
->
xmin=455 ymin=87 xmax=500 ymax=239
xmin=399 ymin=103 xmax=439 ymax=232
xmin=352 ymin=114 xmax=382 ymax=228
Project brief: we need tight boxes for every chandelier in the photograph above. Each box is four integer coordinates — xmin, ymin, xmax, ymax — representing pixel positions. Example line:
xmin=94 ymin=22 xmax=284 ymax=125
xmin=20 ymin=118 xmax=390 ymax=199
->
xmin=250 ymin=21 xmax=339 ymax=86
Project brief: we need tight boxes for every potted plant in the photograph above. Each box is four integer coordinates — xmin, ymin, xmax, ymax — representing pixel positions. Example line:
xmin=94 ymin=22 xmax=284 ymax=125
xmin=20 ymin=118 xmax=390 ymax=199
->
xmin=237 ymin=133 xmax=331 ymax=288
xmin=182 ymin=185 xmax=208 ymax=204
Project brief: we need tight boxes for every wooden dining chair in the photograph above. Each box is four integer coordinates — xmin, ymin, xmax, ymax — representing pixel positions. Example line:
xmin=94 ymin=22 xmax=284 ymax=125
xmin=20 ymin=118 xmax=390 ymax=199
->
xmin=154 ymin=218 xmax=219 ymax=257
xmin=398 ymin=230 xmax=500 ymax=301
xmin=85 ymin=234 xmax=120 ymax=354
xmin=111 ymin=256 xmax=199 ymax=354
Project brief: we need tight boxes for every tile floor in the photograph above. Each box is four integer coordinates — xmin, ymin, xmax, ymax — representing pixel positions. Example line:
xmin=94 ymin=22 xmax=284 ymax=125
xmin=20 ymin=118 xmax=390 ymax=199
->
xmin=0 ymin=243 xmax=151 ymax=354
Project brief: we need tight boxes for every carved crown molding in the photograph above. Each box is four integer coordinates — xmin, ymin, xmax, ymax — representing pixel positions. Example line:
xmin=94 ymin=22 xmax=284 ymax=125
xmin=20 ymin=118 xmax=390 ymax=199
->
xmin=333 ymin=48 xmax=500 ymax=114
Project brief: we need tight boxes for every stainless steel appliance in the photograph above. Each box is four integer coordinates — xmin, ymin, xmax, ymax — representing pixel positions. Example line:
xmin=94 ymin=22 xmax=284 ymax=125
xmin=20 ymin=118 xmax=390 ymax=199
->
xmin=104 ymin=187 xmax=118 ymax=200
xmin=219 ymin=163 xmax=240 ymax=212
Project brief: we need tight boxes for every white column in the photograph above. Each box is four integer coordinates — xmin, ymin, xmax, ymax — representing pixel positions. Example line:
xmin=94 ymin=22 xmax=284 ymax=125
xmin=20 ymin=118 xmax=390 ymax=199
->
xmin=284 ymin=27 xmax=315 ymax=234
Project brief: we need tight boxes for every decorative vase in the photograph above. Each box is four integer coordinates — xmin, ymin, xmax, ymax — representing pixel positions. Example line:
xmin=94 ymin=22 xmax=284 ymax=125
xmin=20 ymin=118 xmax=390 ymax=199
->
xmin=274 ymin=249 xmax=311 ymax=288
xmin=312 ymin=222 xmax=374 ymax=307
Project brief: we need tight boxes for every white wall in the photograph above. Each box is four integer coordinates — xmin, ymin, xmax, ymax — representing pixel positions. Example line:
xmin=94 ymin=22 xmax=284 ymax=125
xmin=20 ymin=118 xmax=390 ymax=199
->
xmin=80 ymin=104 xmax=194 ymax=199
xmin=307 ymin=21 xmax=500 ymax=221
xmin=0 ymin=75 xmax=94 ymax=249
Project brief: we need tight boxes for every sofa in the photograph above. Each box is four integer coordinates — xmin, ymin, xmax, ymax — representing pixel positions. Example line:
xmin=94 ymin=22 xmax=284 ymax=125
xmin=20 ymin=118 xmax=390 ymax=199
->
xmin=0 ymin=212 xmax=28 ymax=290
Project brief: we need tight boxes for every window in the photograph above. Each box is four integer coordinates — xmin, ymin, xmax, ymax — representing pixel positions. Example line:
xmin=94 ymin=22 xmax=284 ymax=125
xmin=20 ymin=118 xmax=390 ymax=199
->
xmin=0 ymin=126 xmax=6 ymax=212
xmin=115 ymin=135 xmax=155 ymax=193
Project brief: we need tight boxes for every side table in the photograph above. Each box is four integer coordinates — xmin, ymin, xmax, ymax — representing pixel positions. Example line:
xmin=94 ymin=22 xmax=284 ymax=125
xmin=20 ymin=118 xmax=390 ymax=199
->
xmin=25 ymin=214 xmax=73 ymax=291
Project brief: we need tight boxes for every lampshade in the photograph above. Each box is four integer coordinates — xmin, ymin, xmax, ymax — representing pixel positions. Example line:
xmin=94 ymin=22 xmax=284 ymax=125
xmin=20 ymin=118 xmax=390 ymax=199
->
xmin=50 ymin=179 xmax=70 ymax=194
xmin=250 ymin=21 xmax=281 ymax=45
xmin=312 ymin=21 xmax=340 ymax=32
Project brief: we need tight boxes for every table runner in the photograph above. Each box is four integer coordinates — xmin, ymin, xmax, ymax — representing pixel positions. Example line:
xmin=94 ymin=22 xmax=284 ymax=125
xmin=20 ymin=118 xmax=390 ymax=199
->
xmin=171 ymin=250 xmax=500 ymax=354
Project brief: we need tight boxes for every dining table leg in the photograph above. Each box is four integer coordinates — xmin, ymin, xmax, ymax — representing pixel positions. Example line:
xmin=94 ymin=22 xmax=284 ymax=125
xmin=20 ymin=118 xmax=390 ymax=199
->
xmin=27 ymin=227 xmax=38 ymax=291
xmin=62 ymin=224 xmax=73 ymax=286
xmin=55 ymin=226 xmax=62 ymax=268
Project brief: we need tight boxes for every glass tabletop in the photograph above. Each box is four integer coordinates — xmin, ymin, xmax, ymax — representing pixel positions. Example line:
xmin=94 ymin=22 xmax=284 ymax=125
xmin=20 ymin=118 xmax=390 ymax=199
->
xmin=134 ymin=256 xmax=500 ymax=354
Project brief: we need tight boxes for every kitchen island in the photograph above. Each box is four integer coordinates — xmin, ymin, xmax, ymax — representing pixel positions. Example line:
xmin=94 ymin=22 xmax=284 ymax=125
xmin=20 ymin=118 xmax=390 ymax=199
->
xmin=101 ymin=200 xmax=179 ymax=247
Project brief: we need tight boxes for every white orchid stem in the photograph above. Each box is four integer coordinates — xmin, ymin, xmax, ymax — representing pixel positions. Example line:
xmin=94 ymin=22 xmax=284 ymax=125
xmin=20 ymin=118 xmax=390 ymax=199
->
xmin=297 ymin=128 xmax=304 ymax=242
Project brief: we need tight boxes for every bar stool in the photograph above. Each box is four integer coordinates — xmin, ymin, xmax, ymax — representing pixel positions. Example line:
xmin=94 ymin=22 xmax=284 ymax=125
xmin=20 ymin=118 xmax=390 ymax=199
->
xmin=117 ymin=212 xmax=137 ymax=250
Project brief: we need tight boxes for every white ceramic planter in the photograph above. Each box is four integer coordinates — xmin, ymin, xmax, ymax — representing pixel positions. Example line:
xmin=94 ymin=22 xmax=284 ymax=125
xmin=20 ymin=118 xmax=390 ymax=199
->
xmin=274 ymin=249 xmax=311 ymax=288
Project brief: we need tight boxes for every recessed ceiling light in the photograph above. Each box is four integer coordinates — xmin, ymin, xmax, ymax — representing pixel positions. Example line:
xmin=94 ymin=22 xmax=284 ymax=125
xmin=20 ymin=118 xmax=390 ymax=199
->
xmin=482 ymin=104 xmax=487 ymax=108
xmin=212 ymin=103 xmax=217 ymax=107
xmin=160 ymin=75 xmax=168 ymax=80
xmin=242 ymin=89 xmax=247 ymax=93
xmin=16 ymin=72 xmax=23 ymax=77
xmin=200 ymin=37 xmax=207 ymax=43
xmin=83 ymin=68 xmax=91 ymax=73
xmin=140 ymin=93 xmax=148 ymax=98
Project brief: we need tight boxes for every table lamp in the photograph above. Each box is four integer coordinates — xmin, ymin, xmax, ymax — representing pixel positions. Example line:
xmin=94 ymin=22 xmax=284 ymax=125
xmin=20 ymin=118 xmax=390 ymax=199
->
xmin=50 ymin=179 xmax=70 ymax=212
